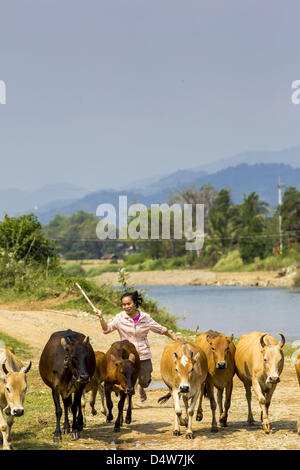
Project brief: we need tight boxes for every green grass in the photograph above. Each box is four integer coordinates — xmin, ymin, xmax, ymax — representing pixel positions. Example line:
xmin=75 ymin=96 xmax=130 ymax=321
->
xmin=0 ymin=332 xmax=32 ymax=360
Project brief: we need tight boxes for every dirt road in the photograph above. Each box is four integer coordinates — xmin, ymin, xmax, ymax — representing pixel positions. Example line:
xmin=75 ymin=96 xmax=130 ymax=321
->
xmin=0 ymin=306 xmax=300 ymax=450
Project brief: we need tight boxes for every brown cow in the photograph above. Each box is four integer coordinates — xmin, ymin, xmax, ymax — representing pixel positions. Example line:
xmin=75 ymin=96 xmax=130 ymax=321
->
xmin=235 ymin=331 xmax=285 ymax=433
xmin=195 ymin=329 xmax=235 ymax=432
xmin=39 ymin=329 xmax=95 ymax=442
xmin=82 ymin=351 xmax=107 ymax=424
xmin=158 ymin=341 xmax=208 ymax=439
xmin=294 ymin=352 xmax=300 ymax=434
xmin=104 ymin=340 xmax=140 ymax=432
xmin=0 ymin=346 xmax=32 ymax=450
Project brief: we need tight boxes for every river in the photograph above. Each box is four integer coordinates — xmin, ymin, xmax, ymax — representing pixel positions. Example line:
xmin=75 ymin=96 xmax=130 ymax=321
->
xmin=137 ymin=285 xmax=300 ymax=344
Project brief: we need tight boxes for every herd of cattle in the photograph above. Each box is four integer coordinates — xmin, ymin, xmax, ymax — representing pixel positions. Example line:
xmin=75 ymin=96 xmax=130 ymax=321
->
xmin=0 ymin=327 xmax=300 ymax=449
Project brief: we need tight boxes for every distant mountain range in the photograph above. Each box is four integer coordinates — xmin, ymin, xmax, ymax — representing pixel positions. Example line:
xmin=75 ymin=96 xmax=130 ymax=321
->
xmin=1 ymin=147 xmax=300 ymax=224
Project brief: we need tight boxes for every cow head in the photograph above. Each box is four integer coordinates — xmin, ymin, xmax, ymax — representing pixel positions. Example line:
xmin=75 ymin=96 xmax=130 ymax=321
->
xmin=173 ymin=344 xmax=201 ymax=394
xmin=1 ymin=360 xmax=31 ymax=417
xmin=206 ymin=332 xmax=234 ymax=370
xmin=114 ymin=353 xmax=136 ymax=396
xmin=61 ymin=335 xmax=91 ymax=384
xmin=260 ymin=333 xmax=285 ymax=385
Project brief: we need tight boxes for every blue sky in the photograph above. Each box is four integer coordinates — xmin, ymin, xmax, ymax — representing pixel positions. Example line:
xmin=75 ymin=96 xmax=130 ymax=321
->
xmin=0 ymin=0 xmax=300 ymax=191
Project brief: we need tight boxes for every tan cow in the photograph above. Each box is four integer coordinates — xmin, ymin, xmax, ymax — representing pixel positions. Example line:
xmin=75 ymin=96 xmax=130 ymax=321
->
xmin=0 ymin=346 xmax=32 ymax=450
xmin=235 ymin=331 xmax=285 ymax=433
xmin=82 ymin=351 xmax=107 ymax=424
xmin=195 ymin=329 xmax=235 ymax=432
xmin=158 ymin=341 xmax=208 ymax=439
xmin=294 ymin=352 xmax=300 ymax=434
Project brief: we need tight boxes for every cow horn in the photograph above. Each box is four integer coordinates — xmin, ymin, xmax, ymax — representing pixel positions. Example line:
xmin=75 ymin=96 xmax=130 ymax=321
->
xmin=278 ymin=333 xmax=285 ymax=349
xmin=83 ymin=336 xmax=90 ymax=345
xmin=260 ymin=334 xmax=267 ymax=348
xmin=2 ymin=360 xmax=9 ymax=375
xmin=129 ymin=353 xmax=135 ymax=364
xmin=23 ymin=361 xmax=32 ymax=374
xmin=195 ymin=326 xmax=200 ymax=336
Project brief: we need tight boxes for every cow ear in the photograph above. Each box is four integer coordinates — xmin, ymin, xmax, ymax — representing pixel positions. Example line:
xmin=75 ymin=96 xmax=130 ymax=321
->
xmin=129 ymin=353 xmax=135 ymax=364
xmin=83 ymin=336 xmax=90 ymax=345
xmin=193 ymin=352 xmax=201 ymax=363
xmin=173 ymin=352 xmax=178 ymax=363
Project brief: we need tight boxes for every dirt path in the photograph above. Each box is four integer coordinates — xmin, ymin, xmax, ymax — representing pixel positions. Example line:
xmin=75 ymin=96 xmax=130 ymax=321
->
xmin=1 ymin=307 xmax=300 ymax=450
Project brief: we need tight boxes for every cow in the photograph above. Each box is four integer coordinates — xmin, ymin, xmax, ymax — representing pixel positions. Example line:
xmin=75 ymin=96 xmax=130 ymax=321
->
xmin=194 ymin=328 xmax=235 ymax=432
xmin=0 ymin=346 xmax=32 ymax=450
xmin=235 ymin=331 xmax=285 ymax=433
xmin=294 ymin=352 xmax=300 ymax=434
xmin=158 ymin=340 xmax=208 ymax=439
xmin=39 ymin=329 xmax=95 ymax=442
xmin=81 ymin=351 xmax=107 ymax=424
xmin=104 ymin=340 xmax=140 ymax=432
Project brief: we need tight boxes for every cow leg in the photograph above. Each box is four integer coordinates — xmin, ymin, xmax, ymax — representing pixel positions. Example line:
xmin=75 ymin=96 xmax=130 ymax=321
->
xmin=105 ymin=384 xmax=114 ymax=423
xmin=217 ymin=388 xmax=224 ymax=419
xmin=172 ymin=390 xmax=186 ymax=436
xmin=81 ymin=391 xmax=87 ymax=427
xmin=220 ymin=381 xmax=233 ymax=427
xmin=52 ymin=389 xmax=62 ymax=442
xmin=196 ymin=383 xmax=205 ymax=422
xmin=252 ymin=379 xmax=270 ymax=433
xmin=206 ymin=381 xmax=218 ymax=432
xmin=114 ymin=391 xmax=126 ymax=432
xmin=125 ymin=394 xmax=132 ymax=424
xmin=99 ymin=383 xmax=108 ymax=416
xmin=262 ymin=386 xmax=276 ymax=433
xmin=243 ymin=381 xmax=254 ymax=425
xmin=0 ymin=408 xmax=13 ymax=450
xmin=62 ymin=395 xmax=72 ymax=434
xmin=89 ymin=384 xmax=98 ymax=416
xmin=185 ymin=391 xmax=200 ymax=440
xmin=71 ymin=390 xmax=83 ymax=439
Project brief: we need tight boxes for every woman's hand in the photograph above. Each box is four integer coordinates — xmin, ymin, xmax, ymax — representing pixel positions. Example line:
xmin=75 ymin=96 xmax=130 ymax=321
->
xmin=93 ymin=307 xmax=103 ymax=319
xmin=165 ymin=330 xmax=181 ymax=342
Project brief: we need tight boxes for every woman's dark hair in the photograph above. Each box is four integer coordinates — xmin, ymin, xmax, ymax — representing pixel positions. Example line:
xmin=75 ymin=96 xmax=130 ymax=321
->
xmin=121 ymin=290 xmax=143 ymax=308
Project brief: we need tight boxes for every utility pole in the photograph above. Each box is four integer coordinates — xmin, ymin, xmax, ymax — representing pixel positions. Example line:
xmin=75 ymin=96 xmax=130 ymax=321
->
xmin=277 ymin=177 xmax=285 ymax=255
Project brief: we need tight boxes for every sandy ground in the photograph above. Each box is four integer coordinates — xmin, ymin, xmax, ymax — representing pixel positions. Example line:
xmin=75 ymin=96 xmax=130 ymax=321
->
xmin=1 ymin=306 xmax=300 ymax=450
xmin=96 ymin=269 xmax=296 ymax=288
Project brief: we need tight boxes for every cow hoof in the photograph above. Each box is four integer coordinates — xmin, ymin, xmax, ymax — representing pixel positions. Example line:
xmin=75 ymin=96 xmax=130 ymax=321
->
xmin=219 ymin=421 xmax=227 ymax=428
xmin=62 ymin=428 xmax=70 ymax=435
xmin=173 ymin=430 xmax=180 ymax=436
xmin=53 ymin=434 xmax=62 ymax=443
xmin=71 ymin=431 xmax=80 ymax=440
xmin=211 ymin=427 xmax=218 ymax=433
xmin=196 ymin=415 xmax=203 ymax=422
xmin=92 ymin=410 xmax=97 ymax=416
xmin=125 ymin=418 xmax=131 ymax=424
xmin=185 ymin=433 xmax=194 ymax=440
xmin=106 ymin=418 xmax=113 ymax=423
xmin=114 ymin=427 xmax=121 ymax=433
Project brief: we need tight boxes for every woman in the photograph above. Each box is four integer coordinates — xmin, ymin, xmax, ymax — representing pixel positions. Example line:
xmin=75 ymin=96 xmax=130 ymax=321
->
xmin=93 ymin=290 xmax=179 ymax=402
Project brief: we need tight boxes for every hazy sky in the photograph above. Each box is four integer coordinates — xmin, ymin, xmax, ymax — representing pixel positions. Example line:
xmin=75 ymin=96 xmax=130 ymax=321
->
xmin=1 ymin=0 xmax=300 ymax=191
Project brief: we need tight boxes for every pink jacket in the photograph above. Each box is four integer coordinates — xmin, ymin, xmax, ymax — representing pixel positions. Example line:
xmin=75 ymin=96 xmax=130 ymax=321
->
xmin=103 ymin=310 xmax=168 ymax=360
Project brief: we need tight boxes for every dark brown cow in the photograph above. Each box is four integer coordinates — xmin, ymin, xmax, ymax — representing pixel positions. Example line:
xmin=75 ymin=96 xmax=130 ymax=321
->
xmin=104 ymin=340 xmax=140 ymax=432
xmin=82 ymin=351 xmax=107 ymax=423
xmin=39 ymin=329 xmax=95 ymax=442
xmin=195 ymin=328 xmax=235 ymax=432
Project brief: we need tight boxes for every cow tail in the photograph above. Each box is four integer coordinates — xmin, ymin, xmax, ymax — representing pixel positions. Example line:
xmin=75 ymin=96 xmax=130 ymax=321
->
xmin=158 ymin=392 xmax=171 ymax=404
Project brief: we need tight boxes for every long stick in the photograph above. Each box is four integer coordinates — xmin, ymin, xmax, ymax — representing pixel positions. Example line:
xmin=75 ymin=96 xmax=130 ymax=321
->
xmin=75 ymin=282 xmax=98 ymax=312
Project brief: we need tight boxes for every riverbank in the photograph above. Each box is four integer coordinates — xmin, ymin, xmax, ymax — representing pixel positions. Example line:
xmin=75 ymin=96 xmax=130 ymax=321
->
xmin=94 ymin=269 xmax=296 ymax=288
